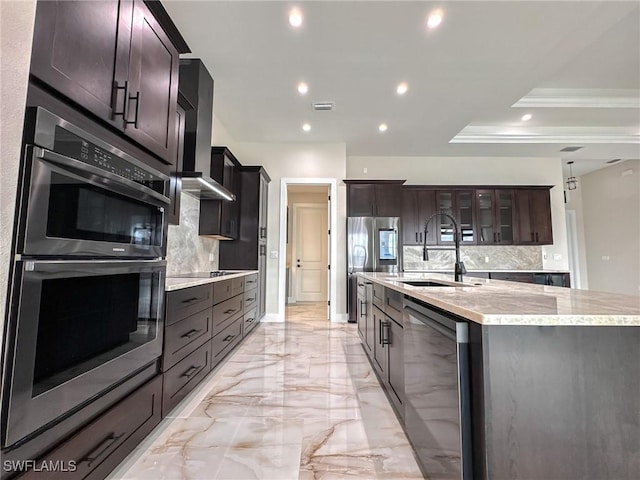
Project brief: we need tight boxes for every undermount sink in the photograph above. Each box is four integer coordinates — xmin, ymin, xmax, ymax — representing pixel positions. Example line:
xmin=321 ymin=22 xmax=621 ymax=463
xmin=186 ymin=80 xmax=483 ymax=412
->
xmin=401 ymin=280 xmax=457 ymax=287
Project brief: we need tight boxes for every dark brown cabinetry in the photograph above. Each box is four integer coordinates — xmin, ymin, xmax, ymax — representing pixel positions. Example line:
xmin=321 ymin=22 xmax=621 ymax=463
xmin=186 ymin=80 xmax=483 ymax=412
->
xmin=402 ymin=188 xmax=437 ymax=245
xmin=199 ymin=147 xmax=240 ymax=239
xmin=475 ymin=189 xmax=515 ymax=245
xmin=345 ymin=180 xmax=405 ymax=217
xmin=30 ymin=0 xmax=180 ymax=164
xmin=361 ymin=278 xmax=404 ymax=420
xmin=436 ymin=190 xmax=476 ymax=245
xmin=167 ymin=98 xmax=188 ymax=225
xmin=219 ymin=167 xmax=270 ymax=320
xmin=514 ymin=189 xmax=553 ymax=245
xmin=19 ymin=376 xmax=162 ymax=480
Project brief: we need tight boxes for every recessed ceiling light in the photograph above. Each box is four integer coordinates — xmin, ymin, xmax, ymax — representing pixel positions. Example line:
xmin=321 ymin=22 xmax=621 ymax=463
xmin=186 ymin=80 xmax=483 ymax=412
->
xmin=297 ymin=82 xmax=308 ymax=95
xmin=396 ymin=82 xmax=408 ymax=95
xmin=302 ymin=123 xmax=311 ymax=132
xmin=378 ymin=123 xmax=388 ymax=132
xmin=521 ymin=113 xmax=532 ymax=121
xmin=289 ymin=8 xmax=303 ymax=27
xmin=427 ymin=10 xmax=443 ymax=29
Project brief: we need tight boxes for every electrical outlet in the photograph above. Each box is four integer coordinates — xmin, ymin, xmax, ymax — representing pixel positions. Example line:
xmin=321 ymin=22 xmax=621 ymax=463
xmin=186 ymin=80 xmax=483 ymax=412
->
xmin=484 ymin=256 xmax=489 ymax=263
xmin=363 ymin=167 xmax=368 ymax=174
xmin=553 ymin=253 xmax=561 ymax=261
xmin=209 ymin=252 xmax=215 ymax=261
xmin=270 ymin=250 xmax=278 ymax=259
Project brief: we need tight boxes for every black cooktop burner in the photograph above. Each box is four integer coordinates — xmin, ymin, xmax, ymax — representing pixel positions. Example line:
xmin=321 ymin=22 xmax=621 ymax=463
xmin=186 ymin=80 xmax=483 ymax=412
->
xmin=209 ymin=271 xmax=229 ymax=277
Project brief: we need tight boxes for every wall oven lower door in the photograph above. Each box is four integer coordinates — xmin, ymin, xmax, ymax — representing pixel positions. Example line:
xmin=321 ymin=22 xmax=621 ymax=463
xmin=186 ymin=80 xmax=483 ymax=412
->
xmin=1 ymin=259 xmax=165 ymax=447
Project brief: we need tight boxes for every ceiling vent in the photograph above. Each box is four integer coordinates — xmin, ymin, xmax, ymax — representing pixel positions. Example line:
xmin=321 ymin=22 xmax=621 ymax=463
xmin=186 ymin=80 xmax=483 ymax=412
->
xmin=312 ymin=102 xmax=335 ymax=111
xmin=560 ymin=146 xmax=583 ymax=152
xmin=606 ymin=158 xmax=622 ymax=164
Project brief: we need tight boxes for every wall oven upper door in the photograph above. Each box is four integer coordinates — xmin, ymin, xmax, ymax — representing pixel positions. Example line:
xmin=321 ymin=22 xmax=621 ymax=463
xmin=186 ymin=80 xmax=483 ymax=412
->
xmin=19 ymin=107 xmax=170 ymax=258
xmin=1 ymin=259 xmax=165 ymax=448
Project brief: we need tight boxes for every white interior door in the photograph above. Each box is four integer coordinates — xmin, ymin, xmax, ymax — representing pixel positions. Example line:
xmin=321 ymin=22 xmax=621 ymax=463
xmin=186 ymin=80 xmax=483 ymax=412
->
xmin=294 ymin=204 xmax=328 ymax=302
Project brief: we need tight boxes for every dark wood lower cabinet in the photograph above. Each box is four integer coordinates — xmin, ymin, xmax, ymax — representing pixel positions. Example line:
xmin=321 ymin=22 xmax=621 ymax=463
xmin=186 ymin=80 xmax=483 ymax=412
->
xmin=18 ymin=376 xmax=162 ymax=480
xmin=162 ymin=343 xmax=211 ymax=416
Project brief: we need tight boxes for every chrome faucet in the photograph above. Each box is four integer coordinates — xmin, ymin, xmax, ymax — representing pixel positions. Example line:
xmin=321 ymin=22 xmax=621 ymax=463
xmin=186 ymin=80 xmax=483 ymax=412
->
xmin=423 ymin=212 xmax=467 ymax=282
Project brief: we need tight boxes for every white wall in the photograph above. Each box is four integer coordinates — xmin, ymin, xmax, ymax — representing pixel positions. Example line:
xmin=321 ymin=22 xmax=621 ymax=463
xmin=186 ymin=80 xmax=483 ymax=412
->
xmin=579 ymin=160 xmax=640 ymax=296
xmin=347 ymin=156 xmax=569 ymax=271
xmin=230 ymin=142 xmax=347 ymax=318
xmin=564 ymin=185 xmax=590 ymax=289
xmin=0 ymin=1 xmax=37 ymax=341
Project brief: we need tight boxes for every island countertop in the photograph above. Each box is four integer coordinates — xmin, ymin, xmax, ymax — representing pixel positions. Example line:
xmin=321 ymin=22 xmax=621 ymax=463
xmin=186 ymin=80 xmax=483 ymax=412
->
xmin=359 ymin=272 xmax=640 ymax=326
xmin=165 ymin=270 xmax=258 ymax=291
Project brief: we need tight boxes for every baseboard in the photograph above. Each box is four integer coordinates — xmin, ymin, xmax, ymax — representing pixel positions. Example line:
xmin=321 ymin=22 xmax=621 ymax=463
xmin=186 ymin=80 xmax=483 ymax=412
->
xmin=332 ymin=313 xmax=349 ymax=323
xmin=262 ymin=313 xmax=284 ymax=322
xmin=287 ymin=296 xmax=295 ymax=304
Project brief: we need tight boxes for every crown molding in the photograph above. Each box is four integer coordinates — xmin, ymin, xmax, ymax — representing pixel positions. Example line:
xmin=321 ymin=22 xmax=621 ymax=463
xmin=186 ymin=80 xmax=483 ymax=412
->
xmin=451 ymin=126 xmax=640 ymax=144
xmin=513 ymin=88 xmax=640 ymax=109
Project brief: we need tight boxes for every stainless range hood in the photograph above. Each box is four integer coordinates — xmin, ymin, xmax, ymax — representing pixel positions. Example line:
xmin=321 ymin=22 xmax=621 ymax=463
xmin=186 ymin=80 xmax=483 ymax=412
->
xmin=180 ymin=171 xmax=235 ymax=201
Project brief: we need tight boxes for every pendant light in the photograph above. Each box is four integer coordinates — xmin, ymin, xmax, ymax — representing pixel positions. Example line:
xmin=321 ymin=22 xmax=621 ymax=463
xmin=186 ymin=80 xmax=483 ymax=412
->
xmin=566 ymin=161 xmax=577 ymax=190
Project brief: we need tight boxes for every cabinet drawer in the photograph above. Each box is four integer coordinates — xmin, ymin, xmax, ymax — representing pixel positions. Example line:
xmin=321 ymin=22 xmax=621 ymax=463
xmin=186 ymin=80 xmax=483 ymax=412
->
xmin=165 ymin=284 xmax=213 ymax=326
xmin=211 ymin=317 xmax=243 ymax=366
xmin=163 ymin=308 xmax=212 ymax=371
xmin=490 ymin=272 xmax=534 ymax=284
xmin=243 ymin=307 xmax=258 ymax=336
xmin=243 ymin=287 xmax=257 ymax=312
xmin=385 ymin=288 xmax=403 ymax=321
xmin=162 ymin=343 xmax=211 ymax=417
xmin=231 ymin=277 xmax=244 ymax=297
xmin=372 ymin=282 xmax=385 ymax=311
xmin=244 ymin=274 xmax=258 ymax=290
xmin=212 ymin=294 xmax=244 ymax=337
xmin=20 ymin=376 xmax=162 ymax=480
xmin=213 ymin=279 xmax=232 ymax=304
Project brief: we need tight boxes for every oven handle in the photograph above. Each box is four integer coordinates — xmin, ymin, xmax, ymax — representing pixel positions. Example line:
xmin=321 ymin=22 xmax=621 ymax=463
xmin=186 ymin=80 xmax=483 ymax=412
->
xmin=34 ymin=147 xmax=170 ymax=205
xmin=21 ymin=258 xmax=167 ymax=274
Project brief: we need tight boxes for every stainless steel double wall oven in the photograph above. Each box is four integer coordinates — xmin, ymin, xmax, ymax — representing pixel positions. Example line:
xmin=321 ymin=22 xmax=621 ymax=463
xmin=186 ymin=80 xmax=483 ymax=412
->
xmin=1 ymin=85 xmax=169 ymax=458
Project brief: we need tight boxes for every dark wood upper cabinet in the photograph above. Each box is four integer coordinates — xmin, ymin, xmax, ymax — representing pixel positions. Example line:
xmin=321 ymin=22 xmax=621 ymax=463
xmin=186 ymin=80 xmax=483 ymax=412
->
xmin=167 ymin=97 xmax=190 ymax=225
xmin=345 ymin=180 xmax=405 ymax=217
xmin=199 ymin=147 xmax=240 ymax=239
xmin=30 ymin=0 xmax=179 ymax=165
xmin=435 ymin=190 xmax=476 ymax=245
xmin=475 ymin=189 xmax=516 ymax=245
xmin=514 ymin=188 xmax=553 ymax=245
xmin=402 ymin=188 xmax=437 ymax=245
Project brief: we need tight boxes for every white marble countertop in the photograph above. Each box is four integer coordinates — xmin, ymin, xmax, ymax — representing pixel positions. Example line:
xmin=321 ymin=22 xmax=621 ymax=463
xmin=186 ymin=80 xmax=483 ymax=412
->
xmin=165 ymin=270 xmax=258 ymax=291
xmin=359 ymin=272 xmax=640 ymax=326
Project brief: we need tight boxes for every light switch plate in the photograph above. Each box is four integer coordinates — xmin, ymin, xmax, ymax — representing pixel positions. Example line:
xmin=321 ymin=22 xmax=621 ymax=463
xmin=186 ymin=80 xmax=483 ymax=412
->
xmin=270 ymin=250 xmax=278 ymax=259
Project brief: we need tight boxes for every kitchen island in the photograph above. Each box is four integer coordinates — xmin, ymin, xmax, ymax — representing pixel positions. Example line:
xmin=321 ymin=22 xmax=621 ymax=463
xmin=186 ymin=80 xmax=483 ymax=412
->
xmin=356 ymin=272 xmax=639 ymax=480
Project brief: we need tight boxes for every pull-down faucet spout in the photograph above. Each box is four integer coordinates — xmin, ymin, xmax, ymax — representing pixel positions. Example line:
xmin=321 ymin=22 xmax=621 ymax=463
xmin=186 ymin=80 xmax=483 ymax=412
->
xmin=422 ymin=212 xmax=467 ymax=282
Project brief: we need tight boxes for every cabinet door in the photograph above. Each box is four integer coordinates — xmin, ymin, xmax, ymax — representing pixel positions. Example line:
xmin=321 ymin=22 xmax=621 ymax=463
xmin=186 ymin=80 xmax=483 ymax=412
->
xmin=496 ymin=189 xmax=515 ymax=244
xmin=168 ymin=105 xmax=185 ymax=225
xmin=401 ymin=189 xmax=419 ymax=245
xmin=530 ymin=189 xmax=553 ymax=244
xmin=476 ymin=190 xmax=496 ymax=244
xmin=347 ymin=184 xmax=375 ymax=216
xmin=356 ymin=290 xmax=366 ymax=343
xmin=374 ymin=184 xmax=402 ymax=217
xmin=514 ymin=190 xmax=535 ymax=244
xmin=259 ymin=174 xmax=269 ymax=239
xmin=30 ymin=0 xmax=131 ymax=131
xmin=417 ymin=189 xmax=437 ymax=245
xmin=387 ymin=317 xmax=404 ymax=417
xmin=126 ymin=0 xmax=179 ymax=163
xmin=372 ymin=307 xmax=387 ymax=377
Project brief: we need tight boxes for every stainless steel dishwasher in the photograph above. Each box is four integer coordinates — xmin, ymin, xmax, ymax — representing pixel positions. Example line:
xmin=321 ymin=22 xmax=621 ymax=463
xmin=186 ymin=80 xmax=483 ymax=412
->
xmin=404 ymin=299 xmax=473 ymax=480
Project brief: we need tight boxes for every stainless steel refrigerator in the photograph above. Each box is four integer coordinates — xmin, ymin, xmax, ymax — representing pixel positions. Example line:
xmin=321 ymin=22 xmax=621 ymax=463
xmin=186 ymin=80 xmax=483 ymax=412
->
xmin=347 ymin=217 xmax=401 ymax=322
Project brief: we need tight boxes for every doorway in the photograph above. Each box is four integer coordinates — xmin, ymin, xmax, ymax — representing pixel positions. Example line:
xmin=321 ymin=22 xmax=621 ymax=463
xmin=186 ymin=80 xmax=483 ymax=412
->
xmin=279 ymin=179 xmax=337 ymax=322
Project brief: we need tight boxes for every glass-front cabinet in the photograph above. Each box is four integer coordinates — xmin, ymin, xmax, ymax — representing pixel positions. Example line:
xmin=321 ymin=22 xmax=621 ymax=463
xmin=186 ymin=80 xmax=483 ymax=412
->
xmin=476 ymin=189 xmax=515 ymax=245
xmin=436 ymin=190 xmax=476 ymax=245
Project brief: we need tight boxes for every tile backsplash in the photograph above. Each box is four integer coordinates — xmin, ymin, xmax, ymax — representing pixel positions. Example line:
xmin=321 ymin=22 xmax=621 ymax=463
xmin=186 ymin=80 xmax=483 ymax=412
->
xmin=166 ymin=194 xmax=218 ymax=275
xmin=403 ymin=245 xmax=543 ymax=271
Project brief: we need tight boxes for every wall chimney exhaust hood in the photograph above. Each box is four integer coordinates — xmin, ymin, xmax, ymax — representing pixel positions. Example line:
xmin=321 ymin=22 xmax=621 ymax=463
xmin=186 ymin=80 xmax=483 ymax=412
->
xmin=180 ymin=172 xmax=235 ymax=200
xmin=178 ymin=59 xmax=235 ymax=201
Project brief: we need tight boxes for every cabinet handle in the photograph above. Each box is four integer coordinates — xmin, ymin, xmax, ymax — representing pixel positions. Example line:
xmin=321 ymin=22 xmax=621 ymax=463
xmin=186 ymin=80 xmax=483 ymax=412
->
xmin=382 ymin=320 xmax=391 ymax=345
xmin=181 ymin=328 xmax=203 ymax=339
xmin=360 ymin=301 xmax=367 ymax=316
xmin=497 ymin=232 xmax=501 ymax=243
xmin=80 ymin=433 xmax=123 ymax=467
xmin=124 ymin=91 xmax=140 ymax=128
xmin=223 ymin=308 xmax=236 ymax=315
xmin=419 ymin=232 xmax=423 ymax=243
xmin=260 ymin=227 xmax=267 ymax=239
xmin=246 ymin=296 xmax=255 ymax=302
xmin=181 ymin=296 xmax=199 ymax=304
xmin=493 ymin=232 xmax=496 ymax=243
xmin=535 ymin=232 xmax=539 ymax=243
xmin=246 ymin=317 xmax=255 ymax=324
xmin=415 ymin=232 xmax=418 ymax=243
xmin=378 ymin=319 xmax=382 ymax=345
xmin=112 ymin=81 xmax=128 ymax=117
xmin=223 ymin=334 xmax=235 ymax=342
xmin=181 ymin=365 xmax=201 ymax=378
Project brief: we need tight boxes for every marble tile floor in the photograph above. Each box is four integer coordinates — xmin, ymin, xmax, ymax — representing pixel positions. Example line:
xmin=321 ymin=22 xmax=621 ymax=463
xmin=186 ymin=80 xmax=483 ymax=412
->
xmin=110 ymin=303 xmax=423 ymax=479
